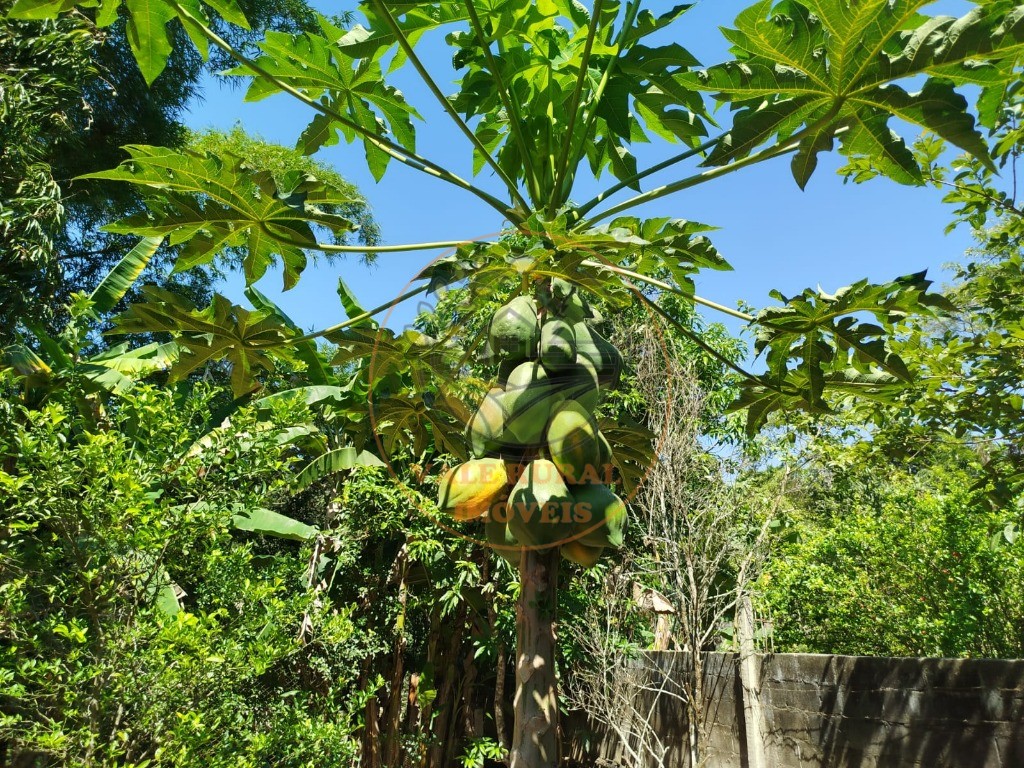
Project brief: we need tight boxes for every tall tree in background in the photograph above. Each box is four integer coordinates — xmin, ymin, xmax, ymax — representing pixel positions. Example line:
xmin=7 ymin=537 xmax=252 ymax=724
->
xmin=0 ymin=0 xmax=363 ymax=341
xmin=0 ymin=6 xmax=94 ymax=335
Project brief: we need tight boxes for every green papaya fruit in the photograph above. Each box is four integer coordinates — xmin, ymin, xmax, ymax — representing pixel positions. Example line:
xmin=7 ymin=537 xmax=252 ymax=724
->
xmin=505 ymin=359 xmax=550 ymax=393
xmin=540 ymin=319 xmax=577 ymax=373
xmin=489 ymin=296 xmax=539 ymax=363
xmin=551 ymin=277 xmax=575 ymax=300
xmin=562 ymin=291 xmax=589 ymax=323
xmin=547 ymin=400 xmax=601 ymax=485
xmin=508 ymin=459 xmax=574 ymax=548
xmin=561 ymin=539 xmax=604 ymax=568
xmin=503 ymin=362 xmax=564 ymax=445
xmin=573 ymin=322 xmax=623 ymax=387
xmin=486 ymin=510 xmax=521 ymax=566
xmin=570 ymin=483 xmax=627 ymax=548
xmin=468 ymin=389 xmax=507 ymax=458
xmin=558 ymin=359 xmax=600 ymax=412
xmin=437 ymin=458 xmax=508 ymax=521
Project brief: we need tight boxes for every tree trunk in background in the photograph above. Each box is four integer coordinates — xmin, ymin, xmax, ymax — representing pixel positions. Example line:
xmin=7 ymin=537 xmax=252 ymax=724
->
xmin=427 ymin=602 xmax=467 ymax=768
xmin=485 ymin=554 xmax=510 ymax=753
xmin=510 ymin=547 xmax=560 ymax=768
xmin=383 ymin=551 xmax=409 ymax=768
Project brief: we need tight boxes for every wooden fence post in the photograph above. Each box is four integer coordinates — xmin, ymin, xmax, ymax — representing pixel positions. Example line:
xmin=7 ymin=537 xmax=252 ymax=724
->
xmin=736 ymin=593 xmax=768 ymax=768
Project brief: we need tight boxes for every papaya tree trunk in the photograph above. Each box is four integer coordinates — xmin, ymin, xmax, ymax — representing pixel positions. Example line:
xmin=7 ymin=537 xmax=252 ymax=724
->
xmin=510 ymin=546 xmax=560 ymax=768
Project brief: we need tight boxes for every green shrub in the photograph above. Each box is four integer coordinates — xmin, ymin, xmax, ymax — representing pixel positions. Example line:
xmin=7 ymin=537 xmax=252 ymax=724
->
xmin=759 ymin=454 xmax=1024 ymax=658
xmin=0 ymin=383 xmax=364 ymax=766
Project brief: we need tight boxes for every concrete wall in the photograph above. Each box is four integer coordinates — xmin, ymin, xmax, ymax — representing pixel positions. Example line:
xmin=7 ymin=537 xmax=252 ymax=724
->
xmin=566 ymin=652 xmax=1024 ymax=768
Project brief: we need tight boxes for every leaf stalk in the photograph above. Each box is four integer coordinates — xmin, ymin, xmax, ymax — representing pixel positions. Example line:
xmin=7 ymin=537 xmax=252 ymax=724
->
xmin=293 ymin=284 xmax=430 ymax=343
xmin=371 ymin=0 xmax=532 ymax=215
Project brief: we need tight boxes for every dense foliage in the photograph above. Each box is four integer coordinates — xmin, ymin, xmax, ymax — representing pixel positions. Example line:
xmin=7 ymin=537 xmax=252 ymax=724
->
xmin=0 ymin=383 xmax=368 ymax=765
xmin=761 ymin=445 xmax=1024 ymax=658
xmin=3 ymin=0 xmax=1024 ymax=765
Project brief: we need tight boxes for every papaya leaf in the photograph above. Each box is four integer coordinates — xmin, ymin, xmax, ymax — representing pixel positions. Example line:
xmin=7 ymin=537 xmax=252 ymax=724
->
xmin=684 ymin=1 xmax=1024 ymax=186
xmin=598 ymin=416 xmax=654 ymax=496
xmin=738 ymin=272 xmax=954 ymax=434
xmin=329 ymin=326 xmax=462 ymax=391
xmin=576 ymin=217 xmax=730 ymax=294
xmin=10 ymin=0 xmax=249 ymax=83
xmin=225 ymin=23 xmax=420 ymax=179
xmin=81 ymin=146 xmax=359 ymax=289
xmin=123 ymin=0 xmax=176 ymax=84
xmin=109 ymin=286 xmax=299 ymax=396
xmin=337 ymin=276 xmax=377 ymax=329
xmin=372 ymin=393 xmax=469 ymax=461
xmin=418 ymin=237 xmax=635 ymax=312
xmin=245 ymin=286 xmax=333 ymax=385
xmin=334 ymin=4 xmax=474 ymax=67
xmin=443 ymin=0 xmax=708 ymax=195
xmin=731 ymin=367 xmax=906 ymax=434
xmin=727 ymin=380 xmax=794 ymax=436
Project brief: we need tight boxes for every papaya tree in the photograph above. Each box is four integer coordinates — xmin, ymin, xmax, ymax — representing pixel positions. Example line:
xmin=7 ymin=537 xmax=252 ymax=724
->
xmin=9 ymin=0 xmax=1024 ymax=764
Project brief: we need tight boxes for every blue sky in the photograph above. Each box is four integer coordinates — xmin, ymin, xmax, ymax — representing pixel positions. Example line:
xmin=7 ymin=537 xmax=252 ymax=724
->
xmin=184 ymin=0 xmax=980 ymax=344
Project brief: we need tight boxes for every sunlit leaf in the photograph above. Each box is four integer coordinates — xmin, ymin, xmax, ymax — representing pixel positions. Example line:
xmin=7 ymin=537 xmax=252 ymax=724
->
xmin=684 ymin=1 xmax=1023 ymax=186
xmin=81 ymin=146 xmax=358 ymax=289
xmin=293 ymin=446 xmax=385 ymax=491
xmin=231 ymin=507 xmax=318 ymax=541
xmin=109 ymin=287 xmax=298 ymax=396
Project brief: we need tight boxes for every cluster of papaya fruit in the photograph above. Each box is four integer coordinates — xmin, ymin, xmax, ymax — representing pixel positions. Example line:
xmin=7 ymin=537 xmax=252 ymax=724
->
xmin=437 ymin=278 xmax=628 ymax=569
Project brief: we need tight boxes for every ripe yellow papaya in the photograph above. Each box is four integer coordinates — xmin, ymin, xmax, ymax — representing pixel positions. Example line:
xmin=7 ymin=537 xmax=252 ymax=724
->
xmin=508 ymin=459 xmax=574 ymax=548
xmin=437 ymin=458 xmax=508 ymax=521
xmin=489 ymin=296 xmax=539 ymax=362
xmin=561 ymin=539 xmax=604 ymax=568
xmin=547 ymin=400 xmax=601 ymax=484
xmin=540 ymin=319 xmax=577 ymax=373
xmin=570 ymin=483 xmax=627 ymax=548
xmin=468 ymin=388 xmax=507 ymax=458
xmin=573 ymin=321 xmax=623 ymax=387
